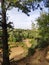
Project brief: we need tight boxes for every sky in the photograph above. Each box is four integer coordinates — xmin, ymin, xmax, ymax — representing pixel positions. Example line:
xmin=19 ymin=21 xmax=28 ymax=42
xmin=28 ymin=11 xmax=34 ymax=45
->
xmin=0 ymin=1 xmax=48 ymax=30
xmin=5 ymin=1 xmax=49 ymax=29
xmin=7 ymin=8 xmax=40 ymax=29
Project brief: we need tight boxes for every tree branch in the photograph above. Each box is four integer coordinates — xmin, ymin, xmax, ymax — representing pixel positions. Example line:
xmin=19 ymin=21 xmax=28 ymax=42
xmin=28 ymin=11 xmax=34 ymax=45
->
xmin=6 ymin=2 xmax=11 ymax=10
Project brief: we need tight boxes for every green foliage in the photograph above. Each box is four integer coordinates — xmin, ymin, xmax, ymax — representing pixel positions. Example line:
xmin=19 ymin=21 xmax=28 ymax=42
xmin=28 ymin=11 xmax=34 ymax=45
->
xmin=30 ymin=39 xmax=37 ymax=48
xmin=28 ymin=0 xmax=33 ymax=2
xmin=17 ymin=42 xmax=26 ymax=48
xmin=28 ymin=47 xmax=35 ymax=56
xmin=37 ymin=13 xmax=49 ymax=49
xmin=37 ymin=38 xmax=49 ymax=50
xmin=8 ymin=29 xmax=32 ymax=42
xmin=1 ymin=0 xmax=47 ymax=65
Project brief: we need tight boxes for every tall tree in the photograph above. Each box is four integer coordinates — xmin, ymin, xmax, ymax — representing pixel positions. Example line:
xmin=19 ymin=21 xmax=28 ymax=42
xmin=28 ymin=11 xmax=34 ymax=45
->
xmin=1 ymin=0 xmax=10 ymax=65
xmin=0 ymin=0 xmax=33 ymax=65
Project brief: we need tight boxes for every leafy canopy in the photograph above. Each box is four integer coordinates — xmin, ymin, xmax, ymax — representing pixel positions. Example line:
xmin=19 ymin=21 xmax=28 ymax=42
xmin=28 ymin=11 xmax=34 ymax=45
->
xmin=37 ymin=13 xmax=49 ymax=48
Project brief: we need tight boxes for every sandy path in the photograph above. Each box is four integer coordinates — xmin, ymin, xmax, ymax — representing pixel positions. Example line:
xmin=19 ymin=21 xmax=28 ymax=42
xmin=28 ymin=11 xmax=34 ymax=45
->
xmin=23 ymin=39 xmax=32 ymax=48
xmin=10 ymin=39 xmax=32 ymax=60
xmin=10 ymin=46 xmax=25 ymax=60
xmin=0 ymin=39 xmax=31 ymax=62
xmin=0 ymin=46 xmax=27 ymax=64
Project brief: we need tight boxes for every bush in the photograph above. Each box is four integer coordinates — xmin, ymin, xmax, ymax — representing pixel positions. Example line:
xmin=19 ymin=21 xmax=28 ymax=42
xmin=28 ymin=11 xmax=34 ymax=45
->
xmin=28 ymin=47 xmax=35 ymax=56
xmin=37 ymin=38 xmax=49 ymax=50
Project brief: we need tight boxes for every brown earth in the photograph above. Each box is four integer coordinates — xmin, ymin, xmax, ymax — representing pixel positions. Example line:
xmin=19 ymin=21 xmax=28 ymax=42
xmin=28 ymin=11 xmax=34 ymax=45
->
xmin=0 ymin=40 xmax=49 ymax=65
xmin=0 ymin=39 xmax=31 ymax=65
xmin=10 ymin=46 xmax=49 ymax=65
xmin=0 ymin=46 xmax=49 ymax=65
xmin=23 ymin=39 xmax=32 ymax=48
xmin=10 ymin=39 xmax=32 ymax=60
xmin=10 ymin=46 xmax=28 ymax=60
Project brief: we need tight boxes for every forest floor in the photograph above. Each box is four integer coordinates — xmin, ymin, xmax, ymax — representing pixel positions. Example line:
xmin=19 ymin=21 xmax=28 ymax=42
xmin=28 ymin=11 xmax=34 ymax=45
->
xmin=9 ymin=39 xmax=32 ymax=60
xmin=10 ymin=46 xmax=49 ymax=65
xmin=0 ymin=39 xmax=31 ymax=65
xmin=0 ymin=39 xmax=49 ymax=65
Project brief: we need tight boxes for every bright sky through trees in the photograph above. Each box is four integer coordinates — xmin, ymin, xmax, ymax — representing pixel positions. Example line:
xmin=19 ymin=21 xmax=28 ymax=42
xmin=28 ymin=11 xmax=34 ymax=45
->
xmin=7 ymin=8 xmax=40 ymax=29
xmin=0 ymin=1 xmax=48 ymax=30
xmin=6 ymin=1 xmax=48 ymax=29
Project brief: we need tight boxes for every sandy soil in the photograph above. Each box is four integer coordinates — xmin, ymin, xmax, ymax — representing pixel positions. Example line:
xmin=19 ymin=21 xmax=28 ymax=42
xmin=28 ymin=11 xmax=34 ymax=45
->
xmin=0 ymin=39 xmax=31 ymax=65
xmin=10 ymin=39 xmax=31 ymax=60
xmin=1 ymin=39 xmax=49 ymax=65
xmin=12 ymin=48 xmax=49 ymax=65
xmin=23 ymin=39 xmax=32 ymax=48
xmin=10 ymin=46 xmax=26 ymax=60
xmin=0 ymin=46 xmax=49 ymax=65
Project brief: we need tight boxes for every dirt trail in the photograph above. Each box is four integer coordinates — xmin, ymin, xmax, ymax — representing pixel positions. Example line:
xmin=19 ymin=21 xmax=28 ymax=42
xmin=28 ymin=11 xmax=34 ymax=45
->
xmin=10 ymin=46 xmax=49 ymax=65
xmin=15 ymin=47 xmax=49 ymax=65
xmin=0 ymin=46 xmax=28 ymax=65
xmin=10 ymin=46 xmax=28 ymax=61
xmin=0 ymin=39 xmax=31 ymax=62
xmin=10 ymin=39 xmax=31 ymax=60
xmin=23 ymin=39 xmax=32 ymax=48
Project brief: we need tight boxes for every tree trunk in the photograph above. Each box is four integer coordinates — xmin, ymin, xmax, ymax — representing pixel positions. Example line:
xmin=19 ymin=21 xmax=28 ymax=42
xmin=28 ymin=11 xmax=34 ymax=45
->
xmin=1 ymin=0 xmax=10 ymax=65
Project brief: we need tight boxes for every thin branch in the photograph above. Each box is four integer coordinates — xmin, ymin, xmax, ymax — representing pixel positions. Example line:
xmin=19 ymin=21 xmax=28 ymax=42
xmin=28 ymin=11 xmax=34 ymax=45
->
xmin=6 ymin=2 xmax=11 ymax=10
